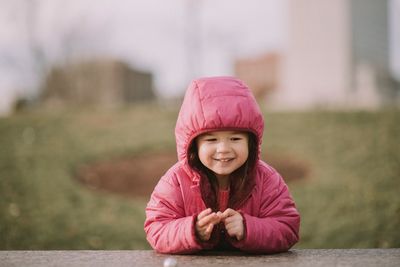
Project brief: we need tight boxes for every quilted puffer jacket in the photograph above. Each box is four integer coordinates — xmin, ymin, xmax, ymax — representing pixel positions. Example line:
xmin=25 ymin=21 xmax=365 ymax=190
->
xmin=144 ymin=76 xmax=300 ymax=254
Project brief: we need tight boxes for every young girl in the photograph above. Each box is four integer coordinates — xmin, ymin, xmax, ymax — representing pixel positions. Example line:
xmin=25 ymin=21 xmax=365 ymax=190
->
xmin=144 ymin=76 xmax=300 ymax=254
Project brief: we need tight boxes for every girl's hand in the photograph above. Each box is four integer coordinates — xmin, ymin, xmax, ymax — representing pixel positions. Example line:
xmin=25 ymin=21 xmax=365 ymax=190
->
xmin=220 ymin=208 xmax=244 ymax=241
xmin=195 ymin=208 xmax=221 ymax=241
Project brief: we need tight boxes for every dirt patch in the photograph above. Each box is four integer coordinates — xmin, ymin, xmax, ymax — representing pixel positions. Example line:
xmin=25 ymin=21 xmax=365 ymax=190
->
xmin=75 ymin=151 xmax=310 ymax=199
xmin=75 ymin=151 xmax=177 ymax=199
xmin=263 ymin=153 xmax=311 ymax=185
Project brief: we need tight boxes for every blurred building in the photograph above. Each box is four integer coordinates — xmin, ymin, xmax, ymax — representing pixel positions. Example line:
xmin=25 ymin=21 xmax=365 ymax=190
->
xmin=262 ymin=0 xmax=399 ymax=109
xmin=234 ymin=53 xmax=280 ymax=102
xmin=349 ymin=0 xmax=398 ymax=107
xmin=41 ymin=59 xmax=154 ymax=108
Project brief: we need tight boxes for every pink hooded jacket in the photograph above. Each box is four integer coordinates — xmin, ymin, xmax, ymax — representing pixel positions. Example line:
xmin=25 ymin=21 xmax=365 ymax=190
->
xmin=144 ymin=77 xmax=300 ymax=254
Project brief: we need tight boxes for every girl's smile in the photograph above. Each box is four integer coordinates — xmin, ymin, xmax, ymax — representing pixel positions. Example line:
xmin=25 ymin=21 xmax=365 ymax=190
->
xmin=213 ymin=157 xmax=234 ymax=162
xmin=196 ymin=130 xmax=249 ymax=182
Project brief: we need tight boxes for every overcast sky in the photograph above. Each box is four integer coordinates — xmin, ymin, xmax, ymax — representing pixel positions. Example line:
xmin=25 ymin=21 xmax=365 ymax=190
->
xmin=0 ymin=0 xmax=399 ymax=113
xmin=0 ymin=0 xmax=288 ymax=99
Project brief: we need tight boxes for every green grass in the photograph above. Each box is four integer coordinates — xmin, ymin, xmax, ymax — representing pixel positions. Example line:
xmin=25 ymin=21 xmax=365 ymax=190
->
xmin=1 ymin=104 xmax=399 ymax=249
xmin=265 ymin=110 xmax=400 ymax=248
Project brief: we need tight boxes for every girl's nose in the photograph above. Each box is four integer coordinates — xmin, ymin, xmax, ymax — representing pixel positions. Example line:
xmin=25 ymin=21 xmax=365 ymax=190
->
xmin=216 ymin=141 xmax=230 ymax=153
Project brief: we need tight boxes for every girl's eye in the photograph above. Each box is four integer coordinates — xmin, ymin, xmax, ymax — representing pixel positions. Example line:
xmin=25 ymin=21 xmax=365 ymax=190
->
xmin=204 ymin=138 xmax=217 ymax=142
xmin=231 ymin=137 xmax=242 ymax=141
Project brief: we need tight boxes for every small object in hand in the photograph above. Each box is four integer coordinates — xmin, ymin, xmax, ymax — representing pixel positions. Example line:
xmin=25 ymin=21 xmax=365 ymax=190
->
xmin=163 ymin=257 xmax=178 ymax=267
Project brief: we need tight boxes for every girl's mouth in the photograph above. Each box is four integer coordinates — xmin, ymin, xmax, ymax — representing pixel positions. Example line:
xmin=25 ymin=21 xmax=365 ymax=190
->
xmin=214 ymin=158 xmax=234 ymax=162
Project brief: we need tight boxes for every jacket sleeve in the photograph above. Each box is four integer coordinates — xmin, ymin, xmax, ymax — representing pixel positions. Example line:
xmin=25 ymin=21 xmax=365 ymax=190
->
xmin=144 ymin=174 xmax=203 ymax=254
xmin=232 ymin=171 xmax=300 ymax=253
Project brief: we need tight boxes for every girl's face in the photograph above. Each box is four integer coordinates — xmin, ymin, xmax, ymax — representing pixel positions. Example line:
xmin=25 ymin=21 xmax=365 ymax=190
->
xmin=196 ymin=131 xmax=249 ymax=181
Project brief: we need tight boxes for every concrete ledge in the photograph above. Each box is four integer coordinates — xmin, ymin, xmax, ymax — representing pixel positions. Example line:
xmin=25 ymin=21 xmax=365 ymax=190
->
xmin=1 ymin=249 xmax=399 ymax=267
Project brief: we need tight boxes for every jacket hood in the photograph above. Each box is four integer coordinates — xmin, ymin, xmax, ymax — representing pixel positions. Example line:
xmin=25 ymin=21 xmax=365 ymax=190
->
xmin=175 ymin=76 xmax=264 ymax=164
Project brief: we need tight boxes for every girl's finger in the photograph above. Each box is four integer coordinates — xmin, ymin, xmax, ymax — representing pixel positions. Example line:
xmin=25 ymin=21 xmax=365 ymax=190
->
xmin=198 ymin=223 xmax=215 ymax=241
xmin=221 ymin=208 xmax=236 ymax=219
xmin=224 ymin=216 xmax=234 ymax=225
xmin=197 ymin=208 xmax=212 ymax=220
xmin=225 ymin=220 xmax=236 ymax=231
xmin=197 ymin=212 xmax=220 ymax=227
xmin=226 ymin=225 xmax=241 ymax=238
xmin=225 ymin=226 xmax=236 ymax=237
xmin=225 ymin=214 xmax=241 ymax=225
xmin=205 ymin=223 xmax=214 ymax=235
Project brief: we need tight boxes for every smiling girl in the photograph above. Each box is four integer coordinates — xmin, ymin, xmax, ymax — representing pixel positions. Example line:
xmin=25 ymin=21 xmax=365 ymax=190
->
xmin=144 ymin=76 xmax=300 ymax=254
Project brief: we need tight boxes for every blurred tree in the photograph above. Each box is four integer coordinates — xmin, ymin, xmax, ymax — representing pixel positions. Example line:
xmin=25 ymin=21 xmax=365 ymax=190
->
xmin=1 ymin=0 xmax=112 ymax=102
xmin=25 ymin=0 xmax=47 ymax=93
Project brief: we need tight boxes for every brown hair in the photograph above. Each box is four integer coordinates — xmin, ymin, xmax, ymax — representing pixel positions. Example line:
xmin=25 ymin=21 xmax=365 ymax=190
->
xmin=188 ymin=131 xmax=258 ymax=195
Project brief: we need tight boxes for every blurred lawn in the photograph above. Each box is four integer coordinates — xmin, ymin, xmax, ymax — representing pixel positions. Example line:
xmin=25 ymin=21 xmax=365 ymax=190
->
xmin=0 ymin=104 xmax=399 ymax=249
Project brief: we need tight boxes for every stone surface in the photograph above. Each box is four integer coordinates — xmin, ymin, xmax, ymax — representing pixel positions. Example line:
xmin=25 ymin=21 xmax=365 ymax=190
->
xmin=0 ymin=249 xmax=399 ymax=267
